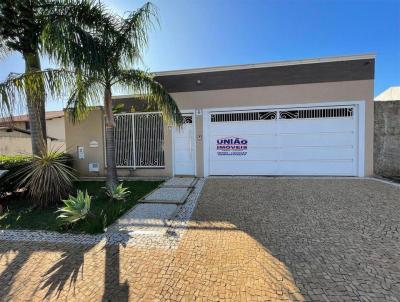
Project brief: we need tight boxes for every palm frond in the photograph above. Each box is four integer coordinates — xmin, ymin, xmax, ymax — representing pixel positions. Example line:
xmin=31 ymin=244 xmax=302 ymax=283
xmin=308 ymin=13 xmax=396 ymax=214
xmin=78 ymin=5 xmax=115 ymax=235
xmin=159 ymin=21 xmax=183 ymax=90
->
xmin=0 ymin=68 xmax=74 ymax=117
xmin=43 ymin=0 xmax=110 ymax=26
xmin=41 ymin=0 xmax=114 ymax=72
xmin=0 ymin=40 xmax=13 ymax=62
xmin=65 ymin=71 xmax=103 ymax=123
xmin=112 ymin=2 xmax=158 ymax=65
xmin=115 ymin=69 xmax=182 ymax=125
xmin=42 ymin=23 xmax=102 ymax=72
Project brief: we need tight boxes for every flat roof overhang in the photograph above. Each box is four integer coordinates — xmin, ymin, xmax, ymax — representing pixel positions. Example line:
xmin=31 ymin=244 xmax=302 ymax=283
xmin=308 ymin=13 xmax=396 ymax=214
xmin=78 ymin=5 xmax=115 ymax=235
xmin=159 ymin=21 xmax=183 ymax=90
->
xmin=153 ymin=53 xmax=375 ymax=93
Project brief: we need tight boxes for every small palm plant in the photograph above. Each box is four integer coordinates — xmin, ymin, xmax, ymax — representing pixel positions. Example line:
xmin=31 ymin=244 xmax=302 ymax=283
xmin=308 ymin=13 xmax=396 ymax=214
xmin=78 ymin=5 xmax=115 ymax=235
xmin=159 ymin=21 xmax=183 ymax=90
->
xmin=57 ymin=190 xmax=92 ymax=224
xmin=16 ymin=149 xmax=76 ymax=208
xmin=104 ymin=183 xmax=131 ymax=201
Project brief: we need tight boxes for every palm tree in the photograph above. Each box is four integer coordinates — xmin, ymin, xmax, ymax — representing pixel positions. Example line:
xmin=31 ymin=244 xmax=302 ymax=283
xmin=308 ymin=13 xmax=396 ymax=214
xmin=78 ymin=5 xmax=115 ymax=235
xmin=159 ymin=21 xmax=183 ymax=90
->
xmin=64 ymin=2 xmax=182 ymax=188
xmin=0 ymin=0 xmax=109 ymax=155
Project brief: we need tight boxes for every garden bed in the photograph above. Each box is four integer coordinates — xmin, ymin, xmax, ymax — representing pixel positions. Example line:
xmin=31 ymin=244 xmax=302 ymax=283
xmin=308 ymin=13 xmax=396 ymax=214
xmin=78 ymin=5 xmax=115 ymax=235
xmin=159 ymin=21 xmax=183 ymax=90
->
xmin=0 ymin=180 xmax=162 ymax=234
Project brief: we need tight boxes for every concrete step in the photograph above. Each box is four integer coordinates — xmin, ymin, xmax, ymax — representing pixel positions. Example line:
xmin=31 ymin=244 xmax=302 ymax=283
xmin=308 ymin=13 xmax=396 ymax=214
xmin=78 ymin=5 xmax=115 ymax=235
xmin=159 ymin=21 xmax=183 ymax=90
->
xmin=161 ymin=177 xmax=196 ymax=188
xmin=140 ymin=187 xmax=191 ymax=204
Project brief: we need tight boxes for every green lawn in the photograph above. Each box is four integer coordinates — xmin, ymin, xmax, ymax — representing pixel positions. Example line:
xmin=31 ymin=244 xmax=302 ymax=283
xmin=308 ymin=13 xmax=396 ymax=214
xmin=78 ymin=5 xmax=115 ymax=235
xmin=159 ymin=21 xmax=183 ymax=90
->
xmin=0 ymin=180 xmax=162 ymax=234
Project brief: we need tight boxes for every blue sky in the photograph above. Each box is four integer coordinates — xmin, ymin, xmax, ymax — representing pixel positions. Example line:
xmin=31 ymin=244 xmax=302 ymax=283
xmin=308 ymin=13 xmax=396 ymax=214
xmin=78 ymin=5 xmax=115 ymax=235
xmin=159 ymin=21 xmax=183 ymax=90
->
xmin=1 ymin=0 xmax=399 ymax=111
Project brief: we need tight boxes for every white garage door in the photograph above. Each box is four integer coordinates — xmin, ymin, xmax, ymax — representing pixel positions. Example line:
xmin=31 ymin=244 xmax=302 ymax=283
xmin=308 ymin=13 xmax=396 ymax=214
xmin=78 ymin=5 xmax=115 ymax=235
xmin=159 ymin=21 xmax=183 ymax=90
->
xmin=208 ymin=106 xmax=358 ymax=176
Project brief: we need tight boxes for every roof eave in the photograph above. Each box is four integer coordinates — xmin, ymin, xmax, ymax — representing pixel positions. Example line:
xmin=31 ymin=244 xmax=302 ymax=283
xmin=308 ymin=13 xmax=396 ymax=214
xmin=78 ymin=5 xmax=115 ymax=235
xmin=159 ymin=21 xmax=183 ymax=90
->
xmin=154 ymin=53 xmax=376 ymax=77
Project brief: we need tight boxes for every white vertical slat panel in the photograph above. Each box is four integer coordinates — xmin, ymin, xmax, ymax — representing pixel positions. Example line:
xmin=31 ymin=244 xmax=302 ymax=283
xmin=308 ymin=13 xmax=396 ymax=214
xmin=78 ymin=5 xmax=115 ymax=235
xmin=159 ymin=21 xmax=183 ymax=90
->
xmin=208 ymin=106 xmax=357 ymax=176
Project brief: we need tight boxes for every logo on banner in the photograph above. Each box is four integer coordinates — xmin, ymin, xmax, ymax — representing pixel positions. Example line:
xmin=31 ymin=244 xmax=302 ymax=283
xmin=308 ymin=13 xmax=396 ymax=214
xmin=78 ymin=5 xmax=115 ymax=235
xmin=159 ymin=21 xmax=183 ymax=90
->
xmin=216 ymin=137 xmax=248 ymax=156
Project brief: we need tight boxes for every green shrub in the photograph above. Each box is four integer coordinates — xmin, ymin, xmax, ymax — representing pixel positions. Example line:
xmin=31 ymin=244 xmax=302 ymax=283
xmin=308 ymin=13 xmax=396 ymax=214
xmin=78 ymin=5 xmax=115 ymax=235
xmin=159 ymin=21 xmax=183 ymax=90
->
xmin=57 ymin=190 xmax=108 ymax=233
xmin=16 ymin=150 xmax=76 ymax=208
xmin=0 ymin=155 xmax=32 ymax=195
xmin=57 ymin=190 xmax=92 ymax=224
xmin=104 ymin=183 xmax=131 ymax=201
xmin=0 ymin=155 xmax=32 ymax=168
xmin=0 ymin=153 xmax=74 ymax=197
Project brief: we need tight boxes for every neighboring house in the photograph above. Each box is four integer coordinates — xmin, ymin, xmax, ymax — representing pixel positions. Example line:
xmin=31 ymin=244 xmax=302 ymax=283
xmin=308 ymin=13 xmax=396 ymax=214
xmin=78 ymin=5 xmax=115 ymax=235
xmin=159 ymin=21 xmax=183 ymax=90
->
xmin=0 ymin=110 xmax=65 ymax=155
xmin=374 ymin=86 xmax=400 ymax=177
xmin=65 ymin=53 xmax=375 ymax=177
xmin=375 ymin=86 xmax=400 ymax=101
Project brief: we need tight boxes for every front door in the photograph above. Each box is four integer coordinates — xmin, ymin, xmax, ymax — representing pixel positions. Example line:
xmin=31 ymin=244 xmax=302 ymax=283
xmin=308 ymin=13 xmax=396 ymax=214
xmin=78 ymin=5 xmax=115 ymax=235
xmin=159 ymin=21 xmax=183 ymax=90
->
xmin=174 ymin=114 xmax=195 ymax=175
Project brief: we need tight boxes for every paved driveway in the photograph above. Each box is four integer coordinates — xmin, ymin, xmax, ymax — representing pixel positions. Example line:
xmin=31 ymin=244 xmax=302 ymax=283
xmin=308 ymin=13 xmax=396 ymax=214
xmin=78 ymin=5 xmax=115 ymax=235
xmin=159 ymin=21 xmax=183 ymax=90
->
xmin=0 ymin=178 xmax=399 ymax=301
xmin=191 ymin=178 xmax=400 ymax=301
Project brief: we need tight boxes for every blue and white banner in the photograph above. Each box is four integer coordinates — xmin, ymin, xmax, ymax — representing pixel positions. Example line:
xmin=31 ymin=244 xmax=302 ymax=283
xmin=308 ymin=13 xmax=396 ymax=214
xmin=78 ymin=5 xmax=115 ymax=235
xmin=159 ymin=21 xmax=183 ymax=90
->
xmin=216 ymin=137 xmax=248 ymax=156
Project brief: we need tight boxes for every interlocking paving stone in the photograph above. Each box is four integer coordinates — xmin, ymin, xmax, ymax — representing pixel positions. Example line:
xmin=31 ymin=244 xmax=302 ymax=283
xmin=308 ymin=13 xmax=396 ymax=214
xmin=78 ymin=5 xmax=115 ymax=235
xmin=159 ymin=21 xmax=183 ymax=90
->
xmin=0 ymin=178 xmax=399 ymax=301
xmin=162 ymin=177 xmax=196 ymax=188
xmin=142 ymin=187 xmax=190 ymax=204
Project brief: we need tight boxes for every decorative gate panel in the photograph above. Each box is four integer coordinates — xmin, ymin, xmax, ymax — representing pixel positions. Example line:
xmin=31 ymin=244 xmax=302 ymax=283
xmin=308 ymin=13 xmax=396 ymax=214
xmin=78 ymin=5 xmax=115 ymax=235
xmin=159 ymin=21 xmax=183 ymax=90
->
xmin=109 ymin=112 xmax=164 ymax=168
xmin=134 ymin=113 xmax=165 ymax=167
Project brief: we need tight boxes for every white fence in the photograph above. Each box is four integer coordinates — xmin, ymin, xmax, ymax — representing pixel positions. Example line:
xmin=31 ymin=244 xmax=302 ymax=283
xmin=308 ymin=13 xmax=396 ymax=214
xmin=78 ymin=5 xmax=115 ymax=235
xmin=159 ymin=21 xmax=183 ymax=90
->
xmin=111 ymin=112 xmax=164 ymax=168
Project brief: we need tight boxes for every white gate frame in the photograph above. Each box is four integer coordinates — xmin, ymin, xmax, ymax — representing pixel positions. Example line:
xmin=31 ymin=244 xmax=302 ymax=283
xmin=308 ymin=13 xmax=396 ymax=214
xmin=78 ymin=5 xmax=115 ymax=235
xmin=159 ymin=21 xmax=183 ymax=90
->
xmin=202 ymin=100 xmax=366 ymax=177
xmin=172 ymin=110 xmax=197 ymax=176
xmin=104 ymin=112 xmax=165 ymax=169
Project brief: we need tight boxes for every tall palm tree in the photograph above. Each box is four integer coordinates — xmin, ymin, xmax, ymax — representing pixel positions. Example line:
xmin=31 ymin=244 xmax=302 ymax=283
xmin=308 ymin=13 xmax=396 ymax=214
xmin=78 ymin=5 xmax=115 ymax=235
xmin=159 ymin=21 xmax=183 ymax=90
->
xmin=64 ymin=2 xmax=182 ymax=188
xmin=0 ymin=0 xmax=109 ymax=155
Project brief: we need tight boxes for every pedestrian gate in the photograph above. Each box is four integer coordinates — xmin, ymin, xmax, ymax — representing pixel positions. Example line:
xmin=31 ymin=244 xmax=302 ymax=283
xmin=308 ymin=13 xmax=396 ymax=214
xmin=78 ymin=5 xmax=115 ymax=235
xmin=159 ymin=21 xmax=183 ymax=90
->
xmin=110 ymin=112 xmax=164 ymax=168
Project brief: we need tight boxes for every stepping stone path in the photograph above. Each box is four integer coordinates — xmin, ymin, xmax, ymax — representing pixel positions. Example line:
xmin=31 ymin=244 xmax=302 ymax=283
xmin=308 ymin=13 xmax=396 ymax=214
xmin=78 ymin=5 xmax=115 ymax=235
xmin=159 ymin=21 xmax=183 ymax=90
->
xmin=140 ymin=187 xmax=190 ymax=204
xmin=161 ymin=177 xmax=196 ymax=188
xmin=140 ymin=177 xmax=194 ymax=204
xmin=108 ymin=177 xmax=195 ymax=235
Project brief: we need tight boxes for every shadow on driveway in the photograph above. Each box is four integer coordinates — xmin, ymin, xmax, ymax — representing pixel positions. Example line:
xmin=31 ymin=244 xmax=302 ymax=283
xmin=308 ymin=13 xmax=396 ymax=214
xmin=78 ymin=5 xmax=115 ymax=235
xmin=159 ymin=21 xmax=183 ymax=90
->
xmin=0 ymin=236 xmax=130 ymax=301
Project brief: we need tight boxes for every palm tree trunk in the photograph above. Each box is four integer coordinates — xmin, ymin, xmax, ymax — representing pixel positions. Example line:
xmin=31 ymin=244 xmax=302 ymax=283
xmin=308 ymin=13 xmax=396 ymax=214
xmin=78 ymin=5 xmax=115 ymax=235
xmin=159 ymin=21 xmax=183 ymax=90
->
xmin=23 ymin=51 xmax=47 ymax=156
xmin=104 ymin=84 xmax=118 ymax=188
